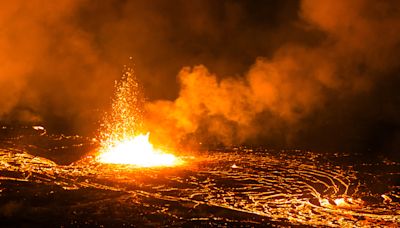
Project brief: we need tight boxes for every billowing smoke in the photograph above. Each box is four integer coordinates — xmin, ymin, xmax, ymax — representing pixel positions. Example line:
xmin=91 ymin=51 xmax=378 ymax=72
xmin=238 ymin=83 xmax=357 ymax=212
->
xmin=0 ymin=0 xmax=118 ymax=133
xmin=1 ymin=1 xmax=399 ymax=157
xmin=145 ymin=0 xmax=400 ymax=156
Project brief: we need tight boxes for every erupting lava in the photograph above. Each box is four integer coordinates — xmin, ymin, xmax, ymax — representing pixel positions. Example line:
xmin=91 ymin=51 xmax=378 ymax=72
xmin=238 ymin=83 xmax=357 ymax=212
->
xmin=98 ymin=133 xmax=179 ymax=167
xmin=96 ymin=68 xmax=181 ymax=167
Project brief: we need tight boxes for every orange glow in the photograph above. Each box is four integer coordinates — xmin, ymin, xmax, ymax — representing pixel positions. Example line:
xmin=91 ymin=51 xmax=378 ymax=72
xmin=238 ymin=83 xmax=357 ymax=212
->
xmin=96 ymin=69 xmax=182 ymax=167
xmin=332 ymin=197 xmax=363 ymax=209
xmin=334 ymin=198 xmax=348 ymax=207
xmin=97 ymin=133 xmax=180 ymax=167
xmin=319 ymin=197 xmax=364 ymax=209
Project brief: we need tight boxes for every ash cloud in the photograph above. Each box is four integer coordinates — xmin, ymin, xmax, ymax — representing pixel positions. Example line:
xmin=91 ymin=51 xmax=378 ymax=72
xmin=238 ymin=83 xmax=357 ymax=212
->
xmin=1 ymin=1 xmax=399 ymax=157
xmin=144 ymin=0 xmax=400 ymax=157
xmin=0 ymin=0 xmax=118 ymax=133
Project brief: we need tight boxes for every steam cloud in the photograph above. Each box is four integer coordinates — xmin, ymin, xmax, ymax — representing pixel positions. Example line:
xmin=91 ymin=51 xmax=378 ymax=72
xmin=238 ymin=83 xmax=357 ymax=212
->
xmin=0 ymin=0 xmax=118 ymax=133
xmin=145 ymin=0 xmax=400 ymax=155
xmin=0 ymin=0 xmax=399 ymax=157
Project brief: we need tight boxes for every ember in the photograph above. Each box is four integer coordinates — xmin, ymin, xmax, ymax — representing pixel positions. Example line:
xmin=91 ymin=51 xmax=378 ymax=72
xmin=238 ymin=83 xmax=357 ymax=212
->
xmin=0 ymin=0 xmax=399 ymax=227
xmin=96 ymin=69 xmax=181 ymax=167
xmin=0 ymin=137 xmax=399 ymax=227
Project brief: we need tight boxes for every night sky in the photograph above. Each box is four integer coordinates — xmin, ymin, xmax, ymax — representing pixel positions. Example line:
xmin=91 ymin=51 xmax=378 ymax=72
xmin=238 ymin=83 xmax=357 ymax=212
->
xmin=0 ymin=0 xmax=399 ymax=159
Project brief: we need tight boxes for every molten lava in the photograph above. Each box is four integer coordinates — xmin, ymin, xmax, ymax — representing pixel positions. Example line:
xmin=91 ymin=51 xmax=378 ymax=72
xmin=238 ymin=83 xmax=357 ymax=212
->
xmin=96 ymin=68 xmax=181 ymax=167
xmin=97 ymin=133 xmax=179 ymax=167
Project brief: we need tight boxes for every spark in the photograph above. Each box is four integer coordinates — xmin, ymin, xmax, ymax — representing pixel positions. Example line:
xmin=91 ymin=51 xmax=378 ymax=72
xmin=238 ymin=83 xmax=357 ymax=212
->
xmin=96 ymin=68 xmax=181 ymax=167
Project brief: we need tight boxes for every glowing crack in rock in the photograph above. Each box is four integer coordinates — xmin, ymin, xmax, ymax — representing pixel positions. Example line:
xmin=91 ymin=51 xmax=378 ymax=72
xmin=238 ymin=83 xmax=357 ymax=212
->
xmin=97 ymin=133 xmax=179 ymax=167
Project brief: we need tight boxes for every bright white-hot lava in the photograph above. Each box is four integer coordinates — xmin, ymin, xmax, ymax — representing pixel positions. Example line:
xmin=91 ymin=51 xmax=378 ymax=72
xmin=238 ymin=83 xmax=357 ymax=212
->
xmin=97 ymin=133 xmax=179 ymax=167
xmin=96 ymin=68 xmax=181 ymax=167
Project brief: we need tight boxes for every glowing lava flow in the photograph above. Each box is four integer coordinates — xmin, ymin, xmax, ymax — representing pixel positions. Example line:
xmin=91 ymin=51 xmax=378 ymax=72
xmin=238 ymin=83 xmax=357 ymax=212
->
xmin=97 ymin=133 xmax=179 ymax=167
xmin=96 ymin=68 xmax=181 ymax=167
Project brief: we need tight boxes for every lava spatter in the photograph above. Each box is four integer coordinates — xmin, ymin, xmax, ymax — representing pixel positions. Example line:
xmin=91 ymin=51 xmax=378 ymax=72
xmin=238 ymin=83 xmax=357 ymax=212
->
xmin=96 ymin=68 xmax=181 ymax=167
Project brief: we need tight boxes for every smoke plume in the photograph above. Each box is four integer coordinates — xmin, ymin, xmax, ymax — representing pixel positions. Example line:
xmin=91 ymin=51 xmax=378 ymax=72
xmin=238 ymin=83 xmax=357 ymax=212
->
xmin=145 ymin=0 xmax=400 ymax=156
xmin=0 ymin=0 xmax=399 ymax=157
xmin=0 ymin=0 xmax=118 ymax=133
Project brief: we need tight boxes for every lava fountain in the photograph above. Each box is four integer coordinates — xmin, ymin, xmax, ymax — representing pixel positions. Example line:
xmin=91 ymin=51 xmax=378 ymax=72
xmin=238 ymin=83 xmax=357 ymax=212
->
xmin=98 ymin=133 xmax=179 ymax=167
xmin=96 ymin=68 xmax=181 ymax=167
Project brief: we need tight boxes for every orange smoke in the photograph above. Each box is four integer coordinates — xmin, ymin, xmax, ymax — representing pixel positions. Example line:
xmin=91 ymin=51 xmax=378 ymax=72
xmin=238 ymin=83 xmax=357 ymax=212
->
xmin=145 ymin=0 xmax=400 ymax=148
xmin=1 ymin=1 xmax=399 ymax=154
xmin=0 ymin=0 xmax=117 ymax=133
